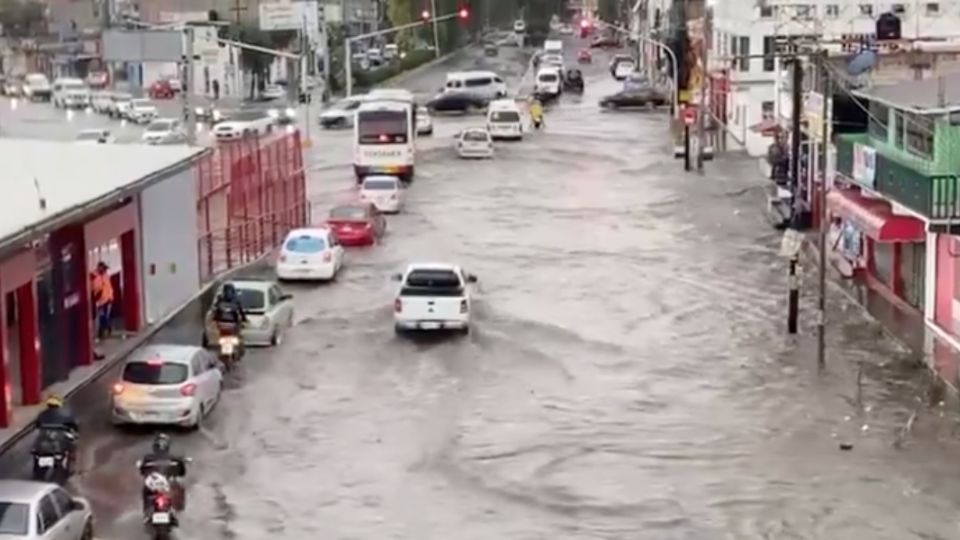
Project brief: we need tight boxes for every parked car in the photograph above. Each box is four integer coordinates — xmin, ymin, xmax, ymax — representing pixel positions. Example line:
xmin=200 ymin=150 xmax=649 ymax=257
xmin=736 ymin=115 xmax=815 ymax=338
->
xmin=578 ymin=49 xmax=592 ymax=63
xmin=276 ymin=228 xmax=345 ymax=281
xmin=0 ymin=480 xmax=94 ymax=539
xmin=142 ymin=118 xmax=187 ymax=144
xmin=213 ymin=110 xmax=274 ymax=141
xmin=127 ymin=98 xmax=158 ymax=123
xmin=324 ymin=203 xmax=386 ymax=246
xmin=359 ymin=175 xmax=405 ymax=213
xmin=202 ymin=280 xmax=295 ymax=346
xmin=456 ymin=128 xmax=494 ymax=159
xmin=52 ymin=78 xmax=90 ymax=109
xmin=75 ymin=128 xmax=114 ymax=144
xmin=392 ymin=263 xmax=478 ymax=334
xmin=262 ymin=84 xmax=285 ymax=101
xmin=90 ymin=91 xmax=114 ymax=113
xmin=564 ymin=69 xmax=585 ymax=93
xmin=22 ymin=73 xmax=51 ymax=101
xmin=148 ymin=79 xmax=176 ymax=99
xmin=110 ymin=344 xmax=223 ymax=429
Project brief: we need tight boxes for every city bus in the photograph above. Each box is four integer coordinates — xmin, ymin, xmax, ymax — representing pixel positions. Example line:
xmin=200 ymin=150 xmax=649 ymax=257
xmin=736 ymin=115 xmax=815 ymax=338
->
xmin=353 ymin=90 xmax=418 ymax=182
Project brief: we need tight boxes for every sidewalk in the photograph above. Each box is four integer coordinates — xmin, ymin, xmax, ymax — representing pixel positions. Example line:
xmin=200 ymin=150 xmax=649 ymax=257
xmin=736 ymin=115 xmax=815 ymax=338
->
xmin=0 ymin=257 xmax=274 ymax=456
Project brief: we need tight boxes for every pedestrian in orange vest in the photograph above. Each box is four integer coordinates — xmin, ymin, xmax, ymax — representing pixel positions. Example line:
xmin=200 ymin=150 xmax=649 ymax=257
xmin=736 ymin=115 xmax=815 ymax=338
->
xmin=91 ymin=262 xmax=114 ymax=340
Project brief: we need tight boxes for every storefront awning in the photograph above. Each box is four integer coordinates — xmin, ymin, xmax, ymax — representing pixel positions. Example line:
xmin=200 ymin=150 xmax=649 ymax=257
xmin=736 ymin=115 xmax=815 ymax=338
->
xmin=827 ymin=189 xmax=925 ymax=242
xmin=750 ymin=118 xmax=784 ymax=136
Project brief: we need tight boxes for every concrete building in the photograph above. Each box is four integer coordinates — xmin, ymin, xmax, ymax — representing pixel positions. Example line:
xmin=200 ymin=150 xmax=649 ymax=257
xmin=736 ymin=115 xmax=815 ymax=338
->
xmin=711 ymin=0 xmax=960 ymax=157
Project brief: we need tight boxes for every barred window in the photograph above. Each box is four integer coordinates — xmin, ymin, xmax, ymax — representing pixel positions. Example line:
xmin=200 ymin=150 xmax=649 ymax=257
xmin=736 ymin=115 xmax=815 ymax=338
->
xmin=904 ymin=113 xmax=934 ymax=159
xmin=868 ymin=101 xmax=889 ymax=141
xmin=894 ymin=110 xmax=905 ymax=148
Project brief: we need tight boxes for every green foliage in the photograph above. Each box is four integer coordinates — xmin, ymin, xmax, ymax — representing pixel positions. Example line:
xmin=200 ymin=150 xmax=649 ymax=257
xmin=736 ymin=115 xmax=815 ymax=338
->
xmin=387 ymin=0 xmax=416 ymax=49
xmin=597 ymin=0 xmax=620 ymax=22
xmin=352 ymin=49 xmax=434 ymax=89
xmin=0 ymin=0 xmax=47 ymax=38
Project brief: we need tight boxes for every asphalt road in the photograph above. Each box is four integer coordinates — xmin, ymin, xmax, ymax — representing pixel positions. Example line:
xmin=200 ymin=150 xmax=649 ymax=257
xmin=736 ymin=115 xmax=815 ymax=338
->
xmin=4 ymin=39 xmax=960 ymax=539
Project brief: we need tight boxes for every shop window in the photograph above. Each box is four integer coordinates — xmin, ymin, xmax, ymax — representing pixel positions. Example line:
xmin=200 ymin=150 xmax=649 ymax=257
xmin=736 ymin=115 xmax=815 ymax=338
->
xmin=926 ymin=2 xmax=940 ymax=15
xmin=868 ymin=101 xmax=889 ymax=140
xmin=904 ymin=113 xmax=934 ymax=159
xmin=899 ymin=242 xmax=926 ymax=308
xmin=738 ymin=36 xmax=751 ymax=72
xmin=872 ymin=242 xmax=895 ymax=286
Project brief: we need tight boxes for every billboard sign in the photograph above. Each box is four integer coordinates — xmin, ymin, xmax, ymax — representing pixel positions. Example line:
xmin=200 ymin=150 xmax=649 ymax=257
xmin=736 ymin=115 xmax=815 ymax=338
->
xmin=259 ymin=1 xmax=318 ymax=33
xmin=102 ymin=29 xmax=183 ymax=62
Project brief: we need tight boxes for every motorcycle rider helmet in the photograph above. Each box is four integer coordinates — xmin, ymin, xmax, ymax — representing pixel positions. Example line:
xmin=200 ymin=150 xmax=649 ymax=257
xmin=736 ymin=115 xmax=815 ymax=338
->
xmin=45 ymin=395 xmax=63 ymax=408
xmin=221 ymin=282 xmax=237 ymax=301
xmin=152 ymin=433 xmax=171 ymax=454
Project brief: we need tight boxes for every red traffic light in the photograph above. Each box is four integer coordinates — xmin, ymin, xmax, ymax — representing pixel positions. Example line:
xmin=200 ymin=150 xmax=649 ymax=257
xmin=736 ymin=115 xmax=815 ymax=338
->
xmin=421 ymin=9 xmax=430 ymax=19
xmin=581 ymin=19 xmax=590 ymax=28
xmin=458 ymin=8 xmax=469 ymax=18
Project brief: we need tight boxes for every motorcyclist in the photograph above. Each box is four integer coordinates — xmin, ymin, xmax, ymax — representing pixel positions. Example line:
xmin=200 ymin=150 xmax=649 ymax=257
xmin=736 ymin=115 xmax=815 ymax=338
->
xmin=529 ymin=97 xmax=544 ymax=129
xmin=139 ymin=433 xmax=188 ymax=517
xmin=36 ymin=395 xmax=78 ymax=434
xmin=210 ymin=282 xmax=247 ymax=358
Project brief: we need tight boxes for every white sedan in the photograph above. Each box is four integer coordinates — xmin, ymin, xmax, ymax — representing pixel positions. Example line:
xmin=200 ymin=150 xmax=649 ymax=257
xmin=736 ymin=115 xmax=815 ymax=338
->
xmin=456 ymin=128 xmax=494 ymax=159
xmin=142 ymin=118 xmax=186 ymax=144
xmin=359 ymin=175 xmax=404 ymax=213
xmin=127 ymin=98 xmax=158 ymax=124
xmin=416 ymin=106 xmax=433 ymax=135
xmin=214 ymin=111 xmax=275 ymax=141
xmin=276 ymin=228 xmax=344 ymax=281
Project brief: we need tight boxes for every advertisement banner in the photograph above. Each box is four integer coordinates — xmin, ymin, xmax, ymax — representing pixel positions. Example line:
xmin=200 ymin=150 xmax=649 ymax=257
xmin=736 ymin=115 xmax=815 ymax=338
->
xmin=852 ymin=143 xmax=876 ymax=188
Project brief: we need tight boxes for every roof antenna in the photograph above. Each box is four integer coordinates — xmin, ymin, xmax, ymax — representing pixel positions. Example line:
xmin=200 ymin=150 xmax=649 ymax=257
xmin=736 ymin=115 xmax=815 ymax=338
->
xmin=33 ymin=177 xmax=47 ymax=211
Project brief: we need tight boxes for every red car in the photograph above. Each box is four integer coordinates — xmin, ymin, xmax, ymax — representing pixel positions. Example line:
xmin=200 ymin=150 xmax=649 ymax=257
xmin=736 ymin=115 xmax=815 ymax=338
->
xmin=148 ymin=79 xmax=175 ymax=99
xmin=578 ymin=49 xmax=592 ymax=63
xmin=325 ymin=203 xmax=386 ymax=246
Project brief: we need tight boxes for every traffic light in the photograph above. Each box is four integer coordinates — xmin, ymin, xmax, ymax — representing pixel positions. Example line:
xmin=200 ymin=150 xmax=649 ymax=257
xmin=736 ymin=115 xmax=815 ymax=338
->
xmin=581 ymin=19 xmax=589 ymax=28
xmin=421 ymin=9 xmax=430 ymax=20
xmin=459 ymin=7 xmax=469 ymax=18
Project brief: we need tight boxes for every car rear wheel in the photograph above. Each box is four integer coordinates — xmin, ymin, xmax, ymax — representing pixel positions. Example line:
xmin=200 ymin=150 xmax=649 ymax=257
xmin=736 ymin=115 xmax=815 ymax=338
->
xmin=271 ymin=328 xmax=283 ymax=346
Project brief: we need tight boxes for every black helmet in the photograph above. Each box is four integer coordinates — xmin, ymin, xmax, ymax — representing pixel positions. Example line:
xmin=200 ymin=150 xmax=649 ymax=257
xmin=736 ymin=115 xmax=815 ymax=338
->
xmin=152 ymin=433 xmax=171 ymax=454
xmin=221 ymin=282 xmax=237 ymax=300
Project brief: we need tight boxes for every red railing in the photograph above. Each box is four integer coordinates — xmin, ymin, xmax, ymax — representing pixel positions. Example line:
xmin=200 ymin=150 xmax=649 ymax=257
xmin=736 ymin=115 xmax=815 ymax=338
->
xmin=195 ymin=130 xmax=308 ymax=283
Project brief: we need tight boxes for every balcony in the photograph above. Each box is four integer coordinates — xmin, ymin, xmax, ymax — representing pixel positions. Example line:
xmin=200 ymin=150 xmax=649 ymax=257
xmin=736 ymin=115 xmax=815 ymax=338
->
xmin=835 ymin=133 xmax=960 ymax=220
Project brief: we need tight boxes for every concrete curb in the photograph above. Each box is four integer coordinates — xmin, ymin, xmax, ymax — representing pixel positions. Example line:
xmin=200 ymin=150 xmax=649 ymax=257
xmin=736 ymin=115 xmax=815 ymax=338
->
xmin=0 ymin=251 xmax=276 ymax=456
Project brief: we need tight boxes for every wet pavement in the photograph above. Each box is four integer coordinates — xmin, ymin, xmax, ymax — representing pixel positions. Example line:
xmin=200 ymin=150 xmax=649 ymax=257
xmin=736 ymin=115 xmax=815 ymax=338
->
xmin=4 ymin=39 xmax=960 ymax=539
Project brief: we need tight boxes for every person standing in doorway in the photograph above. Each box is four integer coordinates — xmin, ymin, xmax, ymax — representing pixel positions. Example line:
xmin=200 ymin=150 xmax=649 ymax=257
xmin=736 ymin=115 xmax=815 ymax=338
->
xmin=91 ymin=262 xmax=114 ymax=341
xmin=212 ymin=79 xmax=220 ymax=101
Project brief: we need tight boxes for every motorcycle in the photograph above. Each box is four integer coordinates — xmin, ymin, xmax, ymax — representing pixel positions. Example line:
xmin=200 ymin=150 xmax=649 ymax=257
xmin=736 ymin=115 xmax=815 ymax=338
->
xmin=140 ymin=469 xmax=183 ymax=540
xmin=218 ymin=334 xmax=241 ymax=371
xmin=31 ymin=429 xmax=76 ymax=484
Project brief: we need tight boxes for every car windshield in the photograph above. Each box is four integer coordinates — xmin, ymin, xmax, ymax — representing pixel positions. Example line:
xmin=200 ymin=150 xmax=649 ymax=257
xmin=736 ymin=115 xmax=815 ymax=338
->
xmin=464 ymin=131 xmax=489 ymax=142
xmin=77 ymin=131 xmax=104 ymax=140
xmin=357 ymin=110 xmax=408 ymax=144
xmin=490 ymin=110 xmax=520 ymax=122
xmin=0 ymin=502 xmax=29 ymax=535
xmin=147 ymin=121 xmax=173 ymax=132
xmin=363 ymin=179 xmax=397 ymax=190
xmin=538 ymin=73 xmax=558 ymax=82
xmin=232 ymin=111 xmax=268 ymax=121
xmin=617 ymin=62 xmax=635 ymax=71
xmin=235 ymin=288 xmax=266 ymax=311
xmin=123 ymin=361 xmax=189 ymax=385
xmin=401 ymin=270 xmax=464 ymax=296
xmin=330 ymin=206 xmax=368 ymax=220
xmin=284 ymin=235 xmax=326 ymax=253
xmin=63 ymin=82 xmax=85 ymax=90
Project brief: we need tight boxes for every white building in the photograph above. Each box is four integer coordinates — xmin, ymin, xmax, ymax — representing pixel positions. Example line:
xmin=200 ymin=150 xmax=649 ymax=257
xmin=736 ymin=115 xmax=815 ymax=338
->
xmin=712 ymin=0 xmax=960 ymax=156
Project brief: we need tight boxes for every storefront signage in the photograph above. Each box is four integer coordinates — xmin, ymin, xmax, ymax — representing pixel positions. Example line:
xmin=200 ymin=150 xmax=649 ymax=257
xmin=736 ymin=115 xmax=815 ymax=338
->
xmin=804 ymin=92 xmax=824 ymax=140
xmin=852 ymin=143 xmax=876 ymax=187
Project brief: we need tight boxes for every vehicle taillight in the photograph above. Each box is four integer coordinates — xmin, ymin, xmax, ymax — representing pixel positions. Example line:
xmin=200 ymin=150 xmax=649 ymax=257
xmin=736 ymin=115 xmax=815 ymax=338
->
xmin=180 ymin=383 xmax=197 ymax=397
xmin=154 ymin=494 xmax=169 ymax=510
xmin=323 ymin=251 xmax=332 ymax=262
xmin=394 ymin=298 xmax=402 ymax=312
xmin=460 ymin=299 xmax=468 ymax=313
xmin=112 ymin=383 xmax=125 ymax=395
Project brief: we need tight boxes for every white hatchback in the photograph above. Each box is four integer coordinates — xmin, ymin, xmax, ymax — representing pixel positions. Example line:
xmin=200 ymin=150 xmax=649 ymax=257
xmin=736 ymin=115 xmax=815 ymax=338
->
xmin=360 ymin=175 xmax=404 ymax=213
xmin=276 ymin=228 xmax=344 ymax=281
xmin=110 ymin=345 xmax=222 ymax=429
xmin=457 ymin=128 xmax=494 ymax=159
xmin=486 ymin=100 xmax=523 ymax=140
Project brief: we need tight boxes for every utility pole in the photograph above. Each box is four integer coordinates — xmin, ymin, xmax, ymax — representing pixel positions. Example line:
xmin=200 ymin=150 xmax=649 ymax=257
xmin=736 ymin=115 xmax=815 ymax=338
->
xmin=430 ymin=0 xmax=441 ymax=58
xmin=321 ymin=4 xmax=331 ymax=102
xmin=787 ymin=57 xmax=803 ymax=334
xmin=696 ymin=5 xmax=711 ymax=172
xmin=817 ymin=52 xmax=830 ymax=371
xmin=183 ymin=26 xmax=197 ymax=145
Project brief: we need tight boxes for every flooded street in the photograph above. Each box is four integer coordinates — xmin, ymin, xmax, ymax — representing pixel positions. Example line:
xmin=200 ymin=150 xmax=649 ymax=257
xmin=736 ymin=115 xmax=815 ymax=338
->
xmin=3 ymin=42 xmax=960 ymax=539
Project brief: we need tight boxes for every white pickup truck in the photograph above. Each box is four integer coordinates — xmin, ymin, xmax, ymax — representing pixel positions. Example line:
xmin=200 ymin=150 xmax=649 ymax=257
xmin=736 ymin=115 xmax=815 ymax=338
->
xmin=392 ymin=263 xmax=478 ymax=334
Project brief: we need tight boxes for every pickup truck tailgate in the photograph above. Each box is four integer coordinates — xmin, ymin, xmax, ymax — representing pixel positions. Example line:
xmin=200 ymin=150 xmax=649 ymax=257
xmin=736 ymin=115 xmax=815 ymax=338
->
xmin=397 ymin=295 xmax=463 ymax=320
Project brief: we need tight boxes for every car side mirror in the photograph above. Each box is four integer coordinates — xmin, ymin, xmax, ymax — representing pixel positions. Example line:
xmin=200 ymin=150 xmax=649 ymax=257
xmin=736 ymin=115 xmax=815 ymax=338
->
xmin=467 ymin=274 xmax=478 ymax=283
xmin=71 ymin=498 xmax=85 ymax=511
xmin=391 ymin=273 xmax=403 ymax=281
xmin=279 ymin=293 xmax=293 ymax=301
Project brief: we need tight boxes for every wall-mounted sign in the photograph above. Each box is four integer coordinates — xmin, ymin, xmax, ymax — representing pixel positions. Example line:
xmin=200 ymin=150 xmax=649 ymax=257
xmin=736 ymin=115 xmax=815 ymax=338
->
xmin=852 ymin=143 xmax=876 ymax=187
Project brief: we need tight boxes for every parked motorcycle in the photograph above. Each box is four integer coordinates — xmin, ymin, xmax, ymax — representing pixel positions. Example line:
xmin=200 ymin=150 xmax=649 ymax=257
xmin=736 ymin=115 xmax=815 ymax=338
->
xmin=31 ymin=429 xmax=76 ymax=484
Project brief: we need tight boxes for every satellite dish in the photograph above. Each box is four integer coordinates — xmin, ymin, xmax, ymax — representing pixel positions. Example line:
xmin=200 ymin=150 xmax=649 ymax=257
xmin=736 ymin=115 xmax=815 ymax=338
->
xmin=847 ymin=50 xmax=877 ymax=76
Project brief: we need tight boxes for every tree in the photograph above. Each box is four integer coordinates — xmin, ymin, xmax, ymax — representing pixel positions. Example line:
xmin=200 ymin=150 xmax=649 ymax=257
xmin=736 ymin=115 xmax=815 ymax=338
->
xmin=597 ymin=0 xmax=620 ymax=22
xmin=0 ymin=0 xmax=47 ymax=39
xmin=386 ymin=0 xmax=415 ymax=49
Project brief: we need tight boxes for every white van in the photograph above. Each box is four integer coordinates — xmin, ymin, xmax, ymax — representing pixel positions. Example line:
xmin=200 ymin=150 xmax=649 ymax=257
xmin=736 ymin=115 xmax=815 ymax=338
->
xmin=22 ymin=73 xmax=51 ymax=101
xmin=544 ymin=39 xmax=563 ymax=55
xmin=443 ymin=71 xmax=507 ymax=100
xmin=486 ymin=99 xmax=523 ymax=140
xmin=276 ymin=228 xmax=344 ymax=281
xmin=535 ymin=67 xmax=562 ymax=97
xmin=52 ymin=77 xmax=90 ymax=109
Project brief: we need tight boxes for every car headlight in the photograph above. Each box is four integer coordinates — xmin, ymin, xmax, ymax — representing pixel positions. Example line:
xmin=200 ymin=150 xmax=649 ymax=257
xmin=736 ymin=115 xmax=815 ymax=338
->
xmin=285 ymin=108 xmax=295 ymax=118
xmin=195 ymin=107 xmax=204 ymax=115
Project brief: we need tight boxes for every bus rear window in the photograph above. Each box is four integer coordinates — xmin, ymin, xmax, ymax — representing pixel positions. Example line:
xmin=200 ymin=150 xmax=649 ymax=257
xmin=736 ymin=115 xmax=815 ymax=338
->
xmin=358 ymin=110 xmax=408 ymax=144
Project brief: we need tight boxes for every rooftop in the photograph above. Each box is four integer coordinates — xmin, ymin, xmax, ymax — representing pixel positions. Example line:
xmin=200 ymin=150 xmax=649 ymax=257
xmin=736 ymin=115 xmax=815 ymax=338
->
xmin=853 ymin=73 xmax=960 ymax=113
xmin=0 ymin=139 xmax=206 ymax=247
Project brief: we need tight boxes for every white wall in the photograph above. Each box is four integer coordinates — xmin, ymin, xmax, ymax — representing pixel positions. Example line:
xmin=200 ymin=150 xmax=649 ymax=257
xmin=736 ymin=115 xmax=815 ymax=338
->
xmin=138 ymin=168 xmax=200 ymax=324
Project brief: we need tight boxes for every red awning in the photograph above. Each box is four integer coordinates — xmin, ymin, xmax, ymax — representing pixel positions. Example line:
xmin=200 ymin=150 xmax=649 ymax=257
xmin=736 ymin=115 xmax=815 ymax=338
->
xmin=750 ymin=118 xmax=784 ymax=135
xmin=827 ymin=189 xmax=925 ymax=242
